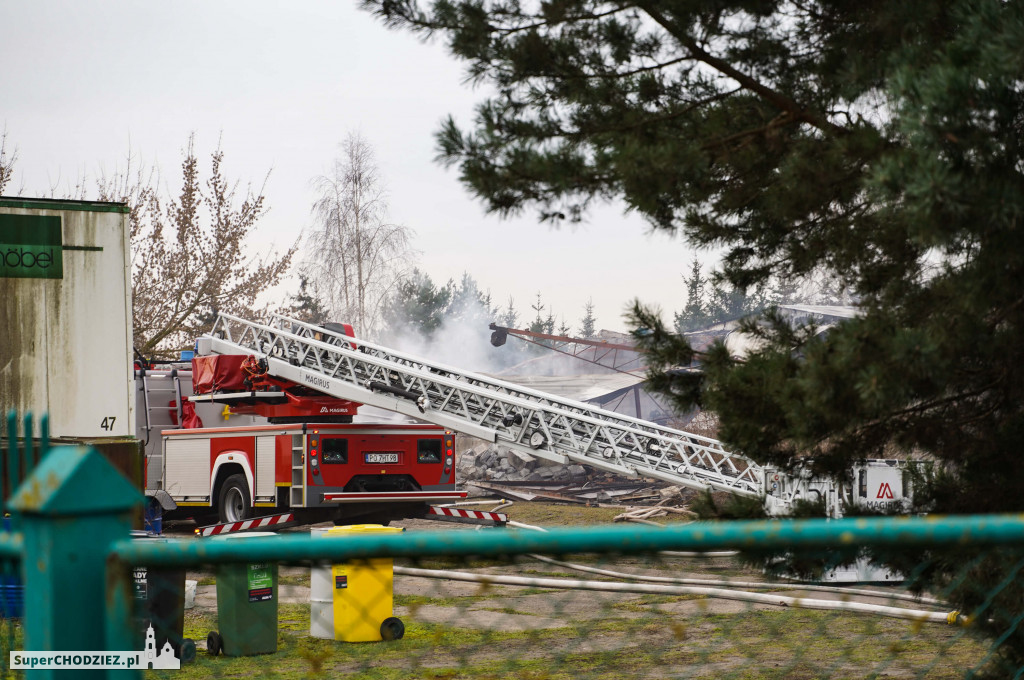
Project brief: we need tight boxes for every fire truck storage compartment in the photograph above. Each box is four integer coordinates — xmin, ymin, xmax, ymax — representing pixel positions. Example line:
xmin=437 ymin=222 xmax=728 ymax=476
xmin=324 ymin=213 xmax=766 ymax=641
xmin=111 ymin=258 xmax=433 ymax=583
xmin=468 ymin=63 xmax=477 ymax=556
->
xmin=164 ymin=437 xmax=211 ymax=498
xmin=192 ymin=355 xmax=248 ymax=394
xmin=255 ymin=436 xmax=275 ymax=500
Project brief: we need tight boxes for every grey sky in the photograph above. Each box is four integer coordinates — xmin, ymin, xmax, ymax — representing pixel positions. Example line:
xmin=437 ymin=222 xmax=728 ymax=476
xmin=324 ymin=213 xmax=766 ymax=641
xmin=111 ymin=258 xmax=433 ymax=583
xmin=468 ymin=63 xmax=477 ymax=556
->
xmin=1 ymin=0 xmax=701 ymax=334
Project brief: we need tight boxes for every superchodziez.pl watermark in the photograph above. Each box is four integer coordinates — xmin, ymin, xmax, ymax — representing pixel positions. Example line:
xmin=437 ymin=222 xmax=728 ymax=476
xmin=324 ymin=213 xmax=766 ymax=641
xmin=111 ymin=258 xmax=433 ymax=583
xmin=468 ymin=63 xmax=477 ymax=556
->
xmin=11 ymin=652 xmax=149 ymax=670
xmin=9 ymin=624 xmax=181 ymax=670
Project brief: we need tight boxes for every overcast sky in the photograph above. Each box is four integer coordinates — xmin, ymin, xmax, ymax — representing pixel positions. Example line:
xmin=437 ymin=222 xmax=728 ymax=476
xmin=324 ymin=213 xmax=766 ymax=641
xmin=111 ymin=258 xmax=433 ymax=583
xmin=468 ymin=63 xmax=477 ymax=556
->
xmin=1 ymin=1 xmax=705 ymax=334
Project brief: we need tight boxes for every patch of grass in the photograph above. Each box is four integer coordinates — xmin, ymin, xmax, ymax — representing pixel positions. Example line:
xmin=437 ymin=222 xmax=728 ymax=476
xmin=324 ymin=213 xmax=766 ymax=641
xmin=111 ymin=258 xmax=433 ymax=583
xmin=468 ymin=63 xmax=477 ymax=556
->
xmin=396 ymin=593 xmax=494 ymax=608
xmin=474 ymin=606 xmax=538 ymax=616
xmin=17 ymin=595 xmax=992 ymax=680
xmin=396 ymin=556 xmax=511 ymax=571
xmin=521 ymin=569 xmax=580 ymax=579
xmin=278 ymin=603 xmax=312 ymax=632
xmin=515 ymin=587 xmax=561 ymax=596
xmin=0 ymin=619 xmax=24 ymax=651
xmin=500 ymin=503 xmax=625 ymax=527
xmin=610 ymin=594 xmax=706 ymax=612
xmin=277 ymin=571 xmax=311 ymax=587
xmin=182 ymin=607 xmax=218 ymax=643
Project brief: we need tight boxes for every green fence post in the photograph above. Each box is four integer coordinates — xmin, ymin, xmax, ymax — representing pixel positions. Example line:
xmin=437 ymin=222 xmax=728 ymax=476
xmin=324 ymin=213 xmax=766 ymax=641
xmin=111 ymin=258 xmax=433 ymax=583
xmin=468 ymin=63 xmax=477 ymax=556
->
xmin=4 ymin=411 xmax=16 ymax=508
xmin=21 ymin=412 xmax=33 ymax=482
xmin=38 ymin=413 xmax=48 ymax=467
xmin=9 ymin=446 xmax=142 ymax=680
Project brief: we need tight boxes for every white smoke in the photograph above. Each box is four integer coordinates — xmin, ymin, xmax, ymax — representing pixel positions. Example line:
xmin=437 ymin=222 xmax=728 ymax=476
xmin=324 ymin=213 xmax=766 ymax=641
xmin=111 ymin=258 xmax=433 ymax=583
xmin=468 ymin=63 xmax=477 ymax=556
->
xmin=380 ymin=297 xmax=521 ymax=376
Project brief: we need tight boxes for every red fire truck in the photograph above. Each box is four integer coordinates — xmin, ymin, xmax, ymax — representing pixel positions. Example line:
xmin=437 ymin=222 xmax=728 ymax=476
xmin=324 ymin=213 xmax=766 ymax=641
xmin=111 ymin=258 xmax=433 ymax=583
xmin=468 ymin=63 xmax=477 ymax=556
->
xmin=140 ymin=346 xmax=488 ymax=533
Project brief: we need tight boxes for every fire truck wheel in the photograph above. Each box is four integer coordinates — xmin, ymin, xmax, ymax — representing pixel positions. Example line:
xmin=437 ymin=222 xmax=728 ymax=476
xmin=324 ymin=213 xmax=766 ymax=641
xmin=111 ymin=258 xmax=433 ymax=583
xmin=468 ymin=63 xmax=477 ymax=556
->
xmin=218 ymin=474 xmax=252 ymax=523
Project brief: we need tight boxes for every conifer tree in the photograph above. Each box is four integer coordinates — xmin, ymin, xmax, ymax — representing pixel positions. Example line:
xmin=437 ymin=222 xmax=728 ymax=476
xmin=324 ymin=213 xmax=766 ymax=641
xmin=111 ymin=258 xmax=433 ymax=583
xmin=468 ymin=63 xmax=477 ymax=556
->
xmin=380 ymin=267 xmax=453 ymax=338
xmin=499 ymin=298 xmax=519 ymax=329
xmin=365 ymin=1 xmax=1024 ymax=668
xmin=579 ymin=298 xmax=597 ymax=339
xmin=675 ymin=258 xmax=709 ymax=332
xmin=280 ymin=275 xmax=329 ymax=325
xmin=528 ymin=292 xmax=546 ymax=334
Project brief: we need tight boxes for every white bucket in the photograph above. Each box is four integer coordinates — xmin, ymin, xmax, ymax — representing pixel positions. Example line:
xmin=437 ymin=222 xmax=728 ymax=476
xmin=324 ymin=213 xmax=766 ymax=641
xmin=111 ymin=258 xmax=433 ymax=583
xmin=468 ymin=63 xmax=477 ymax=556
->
xmin=184 ymin=580 xmax=197 ymax=610
xmin=309 ymin=528 xmax=335 ymax=639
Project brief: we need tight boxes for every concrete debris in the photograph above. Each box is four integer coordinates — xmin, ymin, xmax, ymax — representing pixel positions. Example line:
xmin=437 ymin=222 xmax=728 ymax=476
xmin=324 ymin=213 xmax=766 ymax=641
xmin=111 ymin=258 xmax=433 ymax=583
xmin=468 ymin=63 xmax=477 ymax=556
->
xmin=469 ymin=481 xmax=588 ymax=504
xmin=614 ymin=506 xmax=699 ymax=523
xmin=507 ymin=450 xmax=537 ymax=472
xmin=456 ymin=441 xmax=699 ymax=507
xmin=566 ymin=464 xmax=587 ymax=480
xmin=658 ymin=485 xmax=685 ymax=501
xmin=534 ymin=466 xmax=557 ymax=480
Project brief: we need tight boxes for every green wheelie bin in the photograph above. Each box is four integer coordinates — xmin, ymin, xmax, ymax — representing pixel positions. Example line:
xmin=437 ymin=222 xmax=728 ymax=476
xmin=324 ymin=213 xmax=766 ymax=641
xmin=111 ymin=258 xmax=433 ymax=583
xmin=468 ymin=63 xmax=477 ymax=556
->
xmin=206 ymin=532 xmax=279 ymax=657
xmin=132 ymin=532 xmax=197 ymax=663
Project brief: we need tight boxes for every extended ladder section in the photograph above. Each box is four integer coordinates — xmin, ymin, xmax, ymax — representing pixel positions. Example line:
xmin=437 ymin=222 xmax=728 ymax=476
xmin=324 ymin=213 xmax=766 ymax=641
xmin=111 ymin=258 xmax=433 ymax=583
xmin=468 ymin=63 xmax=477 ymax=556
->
xmin=197 ymin=313 xmax=767 ymax=499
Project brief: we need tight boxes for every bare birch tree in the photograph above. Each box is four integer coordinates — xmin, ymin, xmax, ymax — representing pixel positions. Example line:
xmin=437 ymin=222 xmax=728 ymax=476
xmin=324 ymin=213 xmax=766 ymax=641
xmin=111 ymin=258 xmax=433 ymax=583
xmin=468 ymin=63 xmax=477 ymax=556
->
xmin=99 ymin=135 xmax=296 ymax=358
xmin=0 ymin=128 xmax=17 ymax=194
xmin=303 ymin=134 xmax=414 ymax=338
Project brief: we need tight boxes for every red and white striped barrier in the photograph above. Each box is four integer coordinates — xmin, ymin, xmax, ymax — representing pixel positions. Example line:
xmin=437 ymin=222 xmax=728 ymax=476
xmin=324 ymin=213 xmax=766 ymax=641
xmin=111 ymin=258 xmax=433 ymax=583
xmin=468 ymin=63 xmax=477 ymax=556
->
xmin=427 ymin=506 xmax=508 ymax=524
xmin=196 ymin=512 xmax=296 ymax=537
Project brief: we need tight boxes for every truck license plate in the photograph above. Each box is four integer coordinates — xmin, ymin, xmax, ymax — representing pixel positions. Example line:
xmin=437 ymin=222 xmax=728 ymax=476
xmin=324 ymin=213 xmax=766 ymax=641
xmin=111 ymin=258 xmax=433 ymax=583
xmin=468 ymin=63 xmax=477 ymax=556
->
xmin=365 ymin=452 xmax=400 ymax=464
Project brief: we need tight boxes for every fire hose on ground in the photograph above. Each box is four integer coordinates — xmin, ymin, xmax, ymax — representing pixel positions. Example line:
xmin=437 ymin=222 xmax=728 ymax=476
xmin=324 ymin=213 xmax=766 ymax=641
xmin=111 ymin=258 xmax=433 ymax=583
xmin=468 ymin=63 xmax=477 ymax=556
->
xmin=392 ymin=565 xmax=963 ymax=625
xmin=413 ymin=503 xmax=957 ymax=624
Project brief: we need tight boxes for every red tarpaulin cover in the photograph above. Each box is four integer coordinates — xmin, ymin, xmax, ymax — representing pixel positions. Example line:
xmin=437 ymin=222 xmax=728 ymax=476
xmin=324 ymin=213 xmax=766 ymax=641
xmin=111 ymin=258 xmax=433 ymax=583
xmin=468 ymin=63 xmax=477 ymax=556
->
xmin=191 ymin=355 xmax=248 ymax=394
xmin=181 ymin=398 xmax=203 ymax=429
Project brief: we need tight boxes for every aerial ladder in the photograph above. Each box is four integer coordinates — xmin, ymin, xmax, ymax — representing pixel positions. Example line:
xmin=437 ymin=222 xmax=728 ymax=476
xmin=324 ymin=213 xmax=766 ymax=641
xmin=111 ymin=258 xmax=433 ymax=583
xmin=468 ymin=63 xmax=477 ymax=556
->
xmin=196 ymin=313 xmax=906 ymax=518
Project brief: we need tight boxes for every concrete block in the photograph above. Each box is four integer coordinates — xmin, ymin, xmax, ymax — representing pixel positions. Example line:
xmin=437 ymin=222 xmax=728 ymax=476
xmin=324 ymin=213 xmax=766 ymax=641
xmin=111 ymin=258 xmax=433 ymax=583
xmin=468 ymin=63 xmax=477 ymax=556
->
xmin=507 ymin=450 xmax=537 ymax=471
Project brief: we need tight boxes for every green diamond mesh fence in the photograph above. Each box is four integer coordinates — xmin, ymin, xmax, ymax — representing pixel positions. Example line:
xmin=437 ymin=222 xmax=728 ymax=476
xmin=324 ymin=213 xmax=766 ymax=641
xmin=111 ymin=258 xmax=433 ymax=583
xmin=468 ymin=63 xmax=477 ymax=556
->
xmin=2 ymin=415 xmax=1023 ymax=679
xmin=54 ymin=513 xmax=1024 ymax=679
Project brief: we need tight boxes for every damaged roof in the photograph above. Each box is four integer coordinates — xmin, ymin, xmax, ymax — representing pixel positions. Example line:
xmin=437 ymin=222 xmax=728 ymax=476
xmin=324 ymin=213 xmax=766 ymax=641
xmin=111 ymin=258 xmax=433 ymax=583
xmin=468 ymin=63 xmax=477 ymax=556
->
xmin=489 ymin=372 xmax=647 ymax=403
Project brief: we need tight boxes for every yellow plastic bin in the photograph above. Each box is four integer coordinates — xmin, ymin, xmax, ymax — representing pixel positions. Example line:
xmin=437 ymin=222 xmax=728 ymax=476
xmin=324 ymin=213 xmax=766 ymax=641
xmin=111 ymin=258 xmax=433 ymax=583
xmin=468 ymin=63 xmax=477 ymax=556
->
xmin=310 ymin=524 xmax=405 ymax=642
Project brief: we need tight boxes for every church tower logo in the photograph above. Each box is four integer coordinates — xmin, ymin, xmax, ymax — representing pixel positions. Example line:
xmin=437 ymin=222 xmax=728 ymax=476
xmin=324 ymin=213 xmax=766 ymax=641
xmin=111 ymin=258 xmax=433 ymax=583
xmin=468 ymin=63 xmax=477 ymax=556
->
xmin=143 ymin=625 xmax=181 ymax=670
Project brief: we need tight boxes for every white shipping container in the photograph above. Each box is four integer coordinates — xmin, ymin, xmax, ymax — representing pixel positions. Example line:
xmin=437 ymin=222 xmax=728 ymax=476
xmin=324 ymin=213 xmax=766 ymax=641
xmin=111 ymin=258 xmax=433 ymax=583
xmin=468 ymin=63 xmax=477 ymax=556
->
xmin=0 ymin=197 xmax=134 ymax=438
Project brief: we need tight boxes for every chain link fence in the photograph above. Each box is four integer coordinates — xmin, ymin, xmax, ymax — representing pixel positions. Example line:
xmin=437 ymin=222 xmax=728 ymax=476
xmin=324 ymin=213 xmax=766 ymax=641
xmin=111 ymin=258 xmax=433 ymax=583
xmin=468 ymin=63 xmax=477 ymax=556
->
xmin=105 ymin=514 xmax=1020 ymax=680
xmin=1 ymin=415 xmax=1021 ymax=679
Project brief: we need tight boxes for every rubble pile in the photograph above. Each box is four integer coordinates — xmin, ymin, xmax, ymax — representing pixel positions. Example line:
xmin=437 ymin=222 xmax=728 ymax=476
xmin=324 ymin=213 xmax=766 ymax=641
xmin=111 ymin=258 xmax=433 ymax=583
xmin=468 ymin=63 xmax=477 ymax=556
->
xmin=458 ymin=442 xmax=589 ymax=484
xmin=457 ymin=441 xmax=697 ymax=506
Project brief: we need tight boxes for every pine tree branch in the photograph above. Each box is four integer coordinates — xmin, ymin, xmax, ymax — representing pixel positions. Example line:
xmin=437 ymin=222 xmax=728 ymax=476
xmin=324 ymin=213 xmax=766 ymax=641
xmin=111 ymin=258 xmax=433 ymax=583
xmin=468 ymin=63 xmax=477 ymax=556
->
xmin=489 ymin=4 xmax=632 ymax=36
xmin=699 ymin=111 xmax=800 ymax=153
xmin=556 ymin=56 xmax=691 ymax=81
xmin=467 ymin=86 xmax=740 ymax=146
xmin=633 ymin=1 xmax=848 ymax=138
xmin=365 ymin=0 xmax=631 ymax=36
xmin=808 ymin=384 xmax=1000 ymax=453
